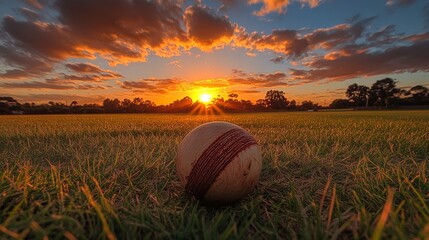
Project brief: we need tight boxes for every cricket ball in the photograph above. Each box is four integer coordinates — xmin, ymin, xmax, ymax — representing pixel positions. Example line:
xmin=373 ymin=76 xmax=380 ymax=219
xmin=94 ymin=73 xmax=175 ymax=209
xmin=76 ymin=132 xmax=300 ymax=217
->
xmin=176 ymin=121 xmax=262 ymax=204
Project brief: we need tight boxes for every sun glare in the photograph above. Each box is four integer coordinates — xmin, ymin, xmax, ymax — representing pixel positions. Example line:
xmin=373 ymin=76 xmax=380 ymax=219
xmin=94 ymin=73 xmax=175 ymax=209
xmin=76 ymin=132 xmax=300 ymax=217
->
xmin=200 ymin=93 xmax=211 ymax=103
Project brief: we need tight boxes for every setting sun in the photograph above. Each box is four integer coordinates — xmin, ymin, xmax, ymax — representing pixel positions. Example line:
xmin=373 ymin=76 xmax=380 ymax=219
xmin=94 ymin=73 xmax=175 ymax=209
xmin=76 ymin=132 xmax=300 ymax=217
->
xmin=200 ymin=93 xmax=212 ymax=103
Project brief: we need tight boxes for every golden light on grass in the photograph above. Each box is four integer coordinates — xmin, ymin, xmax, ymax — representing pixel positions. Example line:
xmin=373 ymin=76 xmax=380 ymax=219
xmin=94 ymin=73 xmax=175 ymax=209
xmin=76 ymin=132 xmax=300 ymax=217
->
xmin=200 ymin=93 xmax=211 ymax=104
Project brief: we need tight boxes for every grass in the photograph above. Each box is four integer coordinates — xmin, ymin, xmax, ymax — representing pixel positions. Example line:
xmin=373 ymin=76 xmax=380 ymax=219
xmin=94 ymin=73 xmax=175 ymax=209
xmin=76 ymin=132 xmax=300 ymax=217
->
xmin=0 ymin=111 xmax=428 ymax=239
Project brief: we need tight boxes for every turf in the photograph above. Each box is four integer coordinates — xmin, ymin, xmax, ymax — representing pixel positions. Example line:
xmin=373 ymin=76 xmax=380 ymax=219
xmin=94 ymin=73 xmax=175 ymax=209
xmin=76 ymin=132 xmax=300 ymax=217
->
xmin=0 ymin=111 xmax=428 ymax=239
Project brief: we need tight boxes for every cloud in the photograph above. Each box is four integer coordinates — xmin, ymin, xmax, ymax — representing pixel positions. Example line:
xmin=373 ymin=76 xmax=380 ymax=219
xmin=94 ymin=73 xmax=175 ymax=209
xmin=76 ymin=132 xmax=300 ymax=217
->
xmin=3 ymin=93 xmax=106 ymax=104
xmin=62 ymin=62 xmax=122 ymax=81
xmin=234 ymin=89 xmax=261 ymax=94
xmin=50 ymin=73 xmax=121 ymax=83
xmin=227 ymin=70 xmax=289 ymax=87
xmin=386 ymin=0 xmax=416 ymax=7
xmin=192 ymin=79 xmax=230 ymax=88
xmin=2 ymin=16 xmax=91 ymax=60
xmin=0 ymin=45 xmax=52 ymax=79
xmin=0 ymin=81 xmax=74 ymax=90
xmin=25 ymin=0 xmax=43 ymax=9
xmin=217 ymin=0 xmax=239 ymax=11
xmin=0 ymin=80 xmax=106 ymax=90
xmin=246 ymin=52 xmax=257 ymax=57
xmin=55 ymin=0 xmax=195 ymax=64
xmin=184 ymin=5 xmax=235 ymax=47
xmin=0 ymin=0 xmax=242 ymax=82
xmin=270 ymin=56 xmax=285 ymax=63
xmin=117 ymin=69 xmax=290 ymax=93
xmin=235 ymin=17 xmax=375 ymax=58
xmin=168 ymin=60 xmax=182 ymax=68
xmin=249 ymin=0 xmax=323 ymax=16
xmin=18 ymin=7 xmax=41 ymax=21
xmin=118 ymin=78 xmax=183 ymax=94
xmin=290 ymin=40 xmax=429 ymax=81
xmin=65 ymin=62 xmax=114 ymax=74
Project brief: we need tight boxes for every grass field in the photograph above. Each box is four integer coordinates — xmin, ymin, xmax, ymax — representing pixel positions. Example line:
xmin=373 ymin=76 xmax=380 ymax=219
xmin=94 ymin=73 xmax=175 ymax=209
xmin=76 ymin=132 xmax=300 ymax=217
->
xmin=0 ymin=111 xmax=428 ymax=239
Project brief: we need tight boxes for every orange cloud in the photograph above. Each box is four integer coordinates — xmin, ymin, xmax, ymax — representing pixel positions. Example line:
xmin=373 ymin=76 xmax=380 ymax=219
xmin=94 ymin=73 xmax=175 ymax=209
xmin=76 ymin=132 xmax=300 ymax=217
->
xmin=249 ymin=0 xmax=322 ymax=16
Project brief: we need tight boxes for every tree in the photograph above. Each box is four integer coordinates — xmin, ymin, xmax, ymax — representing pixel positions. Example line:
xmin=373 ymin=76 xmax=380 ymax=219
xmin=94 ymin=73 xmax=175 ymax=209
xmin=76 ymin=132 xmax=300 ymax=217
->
xmin=70 ymin=101 xmax=78 ymax=107
xmin=300 ymin=100 xmax=319 ymax=111
xmin=256 ymin=99 xmax=266 ymax=108
xmin=265 ymin=90 xmax=289 ymax=109
xmin=289 ymin=100 xmax=297 ymax=109
xmin=407 ymin=85 xmax=429 ymax=105
xmin=103 ymin=98 xmax=121 ymax=112
xmin=409 ymin=85 xmax=428 ymax=98
xmin=329 ymin=99 xmax=351 ymax=109
xmin=346 ymin=83 xmax=370 ymax=107
xmin=370 ymin=78 xmax=400 ymax=108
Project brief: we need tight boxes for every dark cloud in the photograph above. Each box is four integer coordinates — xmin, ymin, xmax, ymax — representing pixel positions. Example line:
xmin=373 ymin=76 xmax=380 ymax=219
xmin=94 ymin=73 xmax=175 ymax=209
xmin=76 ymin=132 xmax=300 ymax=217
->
xmin=55 ymin=0 xmax=186 ymax=62
xmin=65 ymin=63 xmax=108 ymax=73
xmin=0 ymin=80 xmax=106 ymax=90
xmin=367 ymin=25 xmax=396 ymax=42
xmin=3 ymin=16 xmax=90 ymax=60
xmin=18 ymin=7 xmax=41 ymax=21
xmin=2 ymin=93 xmax=106 ymax=103
xmin=64 ymin=63 xmax=122 ymax=81
xmin=1 ymin=81 xmax=72 ymax=89
xmin=49 ymin=72 xmax=121 ymax=83
xmin=0 ymin=78 xmax=106 ymax=90
xmin=234 ymin=90 xmax=261 ymax=94
xmin=57 ymin=0 xmax=185 ymax=46
xmin=236 ymin=17 xmax=375 ymax=59
xmin=305 ymin=17 xmax=376 ymax=50
xmin=270 ymin=56 xmax=285 ymax=63
xmin=236 ymin=29 xmax=301 ymax=56
xmin=0 ymin=45 xmax=52 ymax=79
xmin=119 ymin=78 xmax=183 ymax=94
xmin=290 ymin=40 xmax=429 ymax=81
xmin=184 ymin=5 xmax=235 ymax=47
xmin=0 ymin=0 xmax=241 ymax=81
xmin=228 ymin=71 xmax=288 ymax=87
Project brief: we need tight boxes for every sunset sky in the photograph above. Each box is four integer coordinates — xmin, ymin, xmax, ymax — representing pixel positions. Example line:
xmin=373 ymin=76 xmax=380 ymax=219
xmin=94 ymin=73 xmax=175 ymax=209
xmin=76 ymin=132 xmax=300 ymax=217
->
xmin=0 ymin=0 xmax=428 ymax=105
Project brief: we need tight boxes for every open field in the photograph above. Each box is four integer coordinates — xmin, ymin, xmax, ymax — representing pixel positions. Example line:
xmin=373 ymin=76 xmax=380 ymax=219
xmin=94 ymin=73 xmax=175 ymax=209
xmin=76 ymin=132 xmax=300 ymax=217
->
xmin=0 ymin=111 xmax=428 ymax=239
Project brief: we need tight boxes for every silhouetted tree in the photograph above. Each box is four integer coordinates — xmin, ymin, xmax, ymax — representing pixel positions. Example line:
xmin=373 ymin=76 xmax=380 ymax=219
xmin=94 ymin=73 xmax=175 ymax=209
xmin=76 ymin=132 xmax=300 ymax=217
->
xmin=370 ymin=78 xmax=400 ymax=108
xmin=256 ymin=99 xmax=267 ymax=108
xmin=330 ymin=99 xmax=351 ymax=109
xmin=300 ymin=101 xmax=319 ymax=111
xmin=103 ymin=98 xmax=121 ymax=112
xmin=289 ymin=100 xmax=297 ymax=110
xmin=265 ymin=90 xmax=289 ymax=109
xmin=410 ymin=85 xmax=428 ymax=103
xmin=346 ymin=83 xmax=370 ymax=107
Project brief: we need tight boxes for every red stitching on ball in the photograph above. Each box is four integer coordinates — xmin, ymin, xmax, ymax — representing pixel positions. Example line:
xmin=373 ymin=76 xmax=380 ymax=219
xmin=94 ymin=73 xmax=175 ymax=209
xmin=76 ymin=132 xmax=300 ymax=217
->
xmin=185 ymin=128 xmax=257 ymax=200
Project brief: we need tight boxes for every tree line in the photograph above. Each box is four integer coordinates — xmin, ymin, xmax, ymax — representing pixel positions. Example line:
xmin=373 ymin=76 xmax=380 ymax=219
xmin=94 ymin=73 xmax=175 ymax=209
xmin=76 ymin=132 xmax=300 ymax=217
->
xmin=0 ymin=90 xmax=319 ymax=114
xmin=1 ymin=78 xmax=427 ymax=114
xmin=330 ymin=78 xmax=429 ymax=109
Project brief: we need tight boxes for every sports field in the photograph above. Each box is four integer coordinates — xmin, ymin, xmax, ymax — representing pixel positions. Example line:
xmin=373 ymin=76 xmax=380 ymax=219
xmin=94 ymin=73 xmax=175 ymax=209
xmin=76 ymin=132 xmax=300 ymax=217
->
xmin=0 ymin=111 xmax=428 ymax=239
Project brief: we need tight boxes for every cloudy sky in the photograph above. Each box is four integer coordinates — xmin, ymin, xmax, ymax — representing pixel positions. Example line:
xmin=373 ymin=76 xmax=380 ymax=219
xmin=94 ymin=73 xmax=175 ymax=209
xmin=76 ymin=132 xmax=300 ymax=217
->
xmin=0 ymin=0 xmax=428 ymax=105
